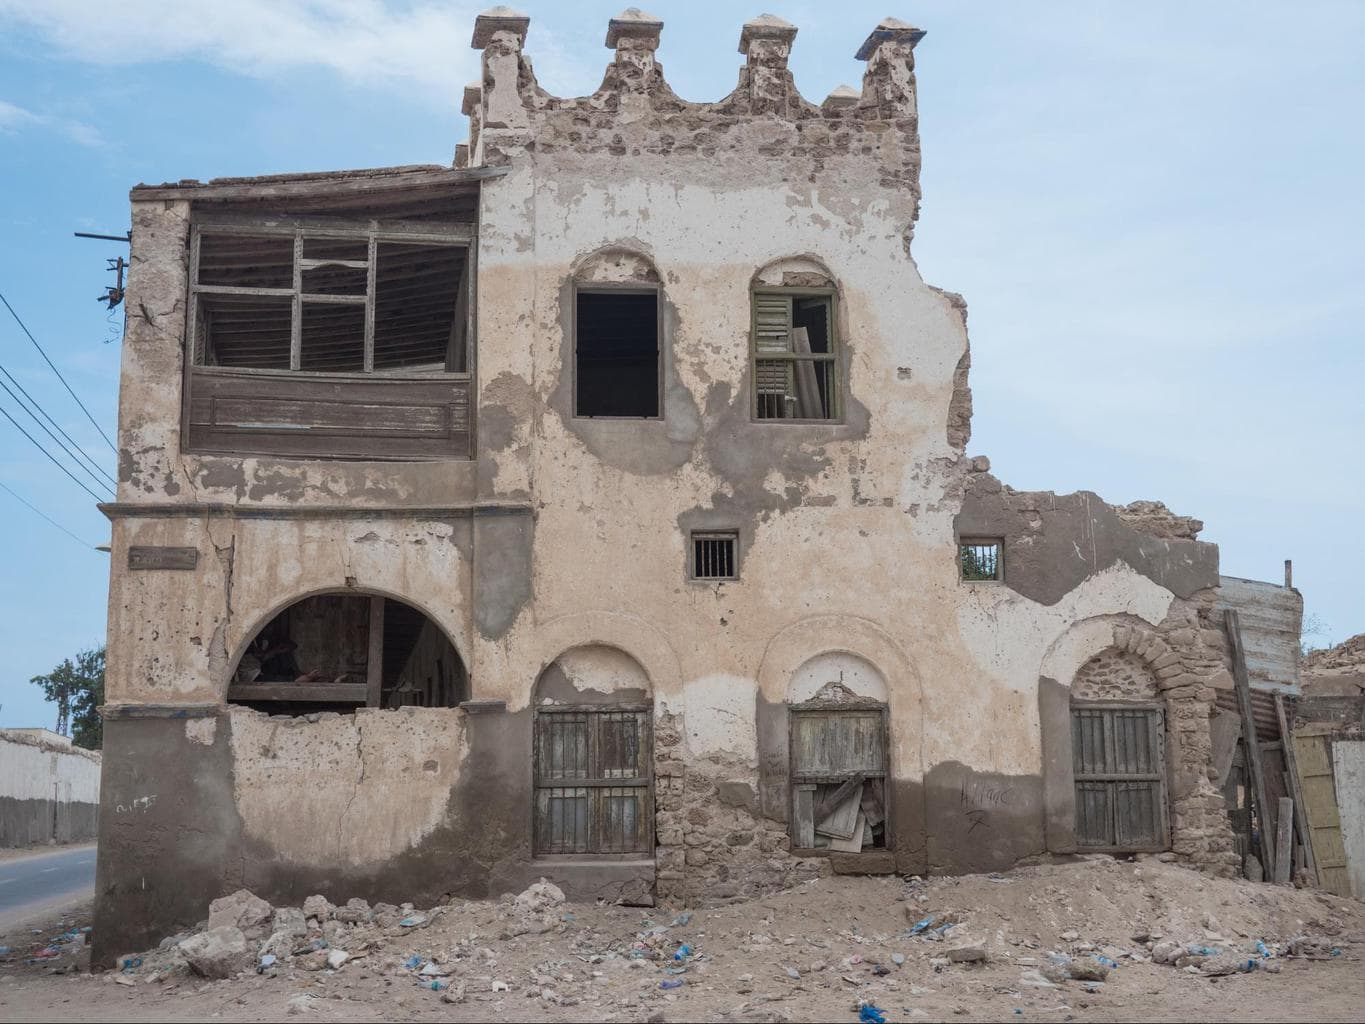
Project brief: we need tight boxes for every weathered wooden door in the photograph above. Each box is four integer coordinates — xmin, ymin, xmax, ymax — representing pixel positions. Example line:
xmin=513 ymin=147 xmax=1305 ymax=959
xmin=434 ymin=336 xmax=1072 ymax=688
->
xmin=1294 ymin=732 xmax=1353 ymax=896
xmin=1072 ymin=704 xmax=1169 ymax=850
xmin=533 ymin=707 xmax=652 ymax=855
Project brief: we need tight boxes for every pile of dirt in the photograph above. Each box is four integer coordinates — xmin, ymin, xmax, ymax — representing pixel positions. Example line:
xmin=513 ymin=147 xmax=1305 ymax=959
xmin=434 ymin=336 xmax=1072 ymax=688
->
xmin=4 ymin=856 xmax=1363 ymax=1022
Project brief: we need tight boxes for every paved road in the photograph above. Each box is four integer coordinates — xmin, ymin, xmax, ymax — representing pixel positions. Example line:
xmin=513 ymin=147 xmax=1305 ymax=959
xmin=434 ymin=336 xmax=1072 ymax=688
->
xmin=0 ymin=845 xmax=96 ymax=919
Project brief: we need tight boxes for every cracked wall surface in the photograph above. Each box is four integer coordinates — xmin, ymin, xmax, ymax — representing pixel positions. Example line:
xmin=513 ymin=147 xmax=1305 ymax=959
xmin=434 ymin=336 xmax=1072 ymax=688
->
xmin=94 ymin=10 xmax=1253 ymax=960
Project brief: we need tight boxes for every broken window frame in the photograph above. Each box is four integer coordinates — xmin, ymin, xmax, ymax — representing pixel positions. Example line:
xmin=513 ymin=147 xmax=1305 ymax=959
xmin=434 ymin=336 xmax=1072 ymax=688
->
xmin=788 ymin=700 xmax=890 ymax=853
xmin=571 ymin=281 xmax=664 ymax=420
xmin=224 ymin=593 xmax=469 ymax=715
xmin=532 ymin=704 xmax=655 ymax=857
xmin=750 ymin=286 xmax=841 ymax=423
xmin=689 ymin=530 xmax=739 ymax=582
xmin=958 ymin=538 xmax=1003 ymax=582
xmin=186 ymin=215 xmax=474 ymax=376
xmin=1070 ymin=701 xmax=1170 ymax=853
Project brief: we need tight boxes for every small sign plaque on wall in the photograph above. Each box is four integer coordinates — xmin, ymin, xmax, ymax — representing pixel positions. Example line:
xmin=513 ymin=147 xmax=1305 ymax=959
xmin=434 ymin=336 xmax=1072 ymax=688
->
xmin=128 ymin=545 xmax=199 ymax=570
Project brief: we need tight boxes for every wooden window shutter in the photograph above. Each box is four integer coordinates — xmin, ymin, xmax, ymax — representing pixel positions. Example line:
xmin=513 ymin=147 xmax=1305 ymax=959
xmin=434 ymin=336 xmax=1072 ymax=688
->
xmin=753 ymin=293 xmax=794 ymax=397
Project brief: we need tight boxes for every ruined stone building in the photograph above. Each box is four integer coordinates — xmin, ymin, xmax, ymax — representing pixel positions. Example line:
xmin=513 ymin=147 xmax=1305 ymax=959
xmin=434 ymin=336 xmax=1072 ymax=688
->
xmin=93 ymin=9 xmax=1297 ymax=959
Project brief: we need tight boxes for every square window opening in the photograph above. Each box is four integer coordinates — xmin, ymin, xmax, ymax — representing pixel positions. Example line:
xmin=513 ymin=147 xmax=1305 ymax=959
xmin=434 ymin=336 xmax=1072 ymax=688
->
xmin=575 ymin=290 xmax=659 ymax=418
xmin=691 ymin=531 xmax=738 ymax=581
xmin=753 ymin=291 xmax=837 ymax=421
xmin=959 ymin=539 xmax=1002 ymax=581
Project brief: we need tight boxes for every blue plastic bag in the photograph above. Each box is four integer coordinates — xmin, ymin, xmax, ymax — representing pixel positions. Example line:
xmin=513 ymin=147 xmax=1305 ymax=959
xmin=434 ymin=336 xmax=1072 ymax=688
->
xmin=858 ymin=1005 xmax=887 ymax=1024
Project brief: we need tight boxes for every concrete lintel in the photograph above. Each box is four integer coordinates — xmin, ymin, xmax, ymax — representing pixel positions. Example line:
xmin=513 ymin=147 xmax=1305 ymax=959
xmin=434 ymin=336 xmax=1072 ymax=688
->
xmin=606 ymin=7 xmax=663 ymax=48
xmin=99 ymin=502 xmax=534 ymax=522
xmin=472 ymin=7 xmax=530 ymax=50
xmin=855 ymin=17 xmax=926 ymax=61
xmin=739 ymin=13 xmax=797 ymax=54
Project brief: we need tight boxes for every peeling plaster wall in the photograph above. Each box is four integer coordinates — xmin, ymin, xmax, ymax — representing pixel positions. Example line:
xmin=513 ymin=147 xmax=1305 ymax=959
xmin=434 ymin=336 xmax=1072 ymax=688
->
xmin=95 ymin=13 xmax=1248 ymax=957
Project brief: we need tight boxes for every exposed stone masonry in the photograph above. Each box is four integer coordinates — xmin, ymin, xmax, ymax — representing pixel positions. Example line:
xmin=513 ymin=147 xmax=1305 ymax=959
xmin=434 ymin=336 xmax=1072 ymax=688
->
xmin=1072 ymin=649 xmax=1159 ymax=703
xmin=653 ymin=711 xmax=826 ymax=905
xmin=1110 ymin=594 xmax=1241 ymax=878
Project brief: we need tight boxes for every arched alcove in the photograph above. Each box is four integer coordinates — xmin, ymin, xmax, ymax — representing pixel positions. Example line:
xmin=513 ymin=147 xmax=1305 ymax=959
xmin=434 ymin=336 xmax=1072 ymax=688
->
xmin=228 ymin=592 xmax=467 ymax=715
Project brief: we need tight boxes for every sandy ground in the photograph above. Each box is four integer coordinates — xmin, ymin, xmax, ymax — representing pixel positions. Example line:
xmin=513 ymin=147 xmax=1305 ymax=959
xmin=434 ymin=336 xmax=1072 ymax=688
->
xmin=1 ymin=856 xmax=1362 ymax=1023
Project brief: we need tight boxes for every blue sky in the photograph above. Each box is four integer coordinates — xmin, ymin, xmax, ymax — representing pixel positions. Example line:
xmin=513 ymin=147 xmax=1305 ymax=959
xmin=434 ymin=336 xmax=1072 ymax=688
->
xmin=1 ymin=1 xmax=1361 ymax=729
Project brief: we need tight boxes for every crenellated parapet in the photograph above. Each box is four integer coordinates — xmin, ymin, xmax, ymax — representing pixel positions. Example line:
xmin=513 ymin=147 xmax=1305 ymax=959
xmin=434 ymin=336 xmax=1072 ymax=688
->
xmin=463 ymin=8 xmax=928 ymax=212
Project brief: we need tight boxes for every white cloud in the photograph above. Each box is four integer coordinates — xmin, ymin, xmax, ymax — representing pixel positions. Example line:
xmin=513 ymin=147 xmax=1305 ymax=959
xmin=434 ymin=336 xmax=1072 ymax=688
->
xmin=0 ymin=1 xmax=593 ymax=100
xmin=0 ymin=97 xmax=40 ymax=129
xmin=0 ymin=95 xmax=102 ymax=145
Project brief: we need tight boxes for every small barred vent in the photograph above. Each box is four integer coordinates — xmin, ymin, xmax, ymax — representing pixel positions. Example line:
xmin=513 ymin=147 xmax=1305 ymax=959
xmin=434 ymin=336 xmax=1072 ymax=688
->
xmin=691 ymin=532 xmax=737 ymax=580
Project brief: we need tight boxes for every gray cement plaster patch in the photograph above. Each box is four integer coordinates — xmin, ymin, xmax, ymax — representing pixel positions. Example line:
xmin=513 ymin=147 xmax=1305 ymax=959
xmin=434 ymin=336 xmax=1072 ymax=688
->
xmin=956 ymin=474 xmax=1219 ymax=606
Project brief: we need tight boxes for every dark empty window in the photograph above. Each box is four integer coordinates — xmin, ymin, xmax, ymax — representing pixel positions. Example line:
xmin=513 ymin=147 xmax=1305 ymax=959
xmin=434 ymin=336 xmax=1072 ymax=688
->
xmin=691 ymin=531 xmax=737 ymax=580
xmin=575 ymin=290 xmax=659 ymax=417
xmin=959 ymin=539 xmax=1002 ymax=581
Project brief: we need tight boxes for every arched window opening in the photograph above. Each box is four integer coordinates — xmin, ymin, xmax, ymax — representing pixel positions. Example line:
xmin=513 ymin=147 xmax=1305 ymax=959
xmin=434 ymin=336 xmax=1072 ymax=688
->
xmin=228 ymin=594 xmax=467 ymax=716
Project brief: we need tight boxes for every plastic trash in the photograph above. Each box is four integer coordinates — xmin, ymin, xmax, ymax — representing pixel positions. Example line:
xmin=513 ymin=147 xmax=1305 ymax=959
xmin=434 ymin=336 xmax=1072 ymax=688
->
xmin=1186 ymin=945 xmax=1218 ymax=957
xmin=858 ymin=1005 xmax=887 ymax=1024
xmin=659 ymin=978 xmax=685 ymax=990
xmin=674 ymin=943 xmax=692 ymax=961
xmin=399 ymin=914 xmax=427 ymax=928
xmin=1331 ymin=947 xmax=1343 ymax=957
xmin=258 ymin=954 xmax=277 ymax=971
xmin=1093 ymin=954 xmax=1118 ymax=970
xmin=1256 ymin=940 xmax=1272 ymax=959
xmin=909 ymin=915 xmax=935 ymax=935
xmin=119 ymin=955 xmax=142 ymax=972
xmin=671 ymin=911 xmax=694 ymax=927
xmin=428 ymin=980 xmax=447 ymax=991
xmin=785 ymin=965 xmax=801 ymax=979
xmin=403 ymin=954 xmax=423 ymax=971
xmin=891 ymin=952 xmax=905 ymax=966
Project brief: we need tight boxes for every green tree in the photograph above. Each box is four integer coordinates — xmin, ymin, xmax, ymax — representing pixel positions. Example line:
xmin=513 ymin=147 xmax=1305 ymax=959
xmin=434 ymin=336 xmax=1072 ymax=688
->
xmin=31 ymin=645 xmax=105 ymax=750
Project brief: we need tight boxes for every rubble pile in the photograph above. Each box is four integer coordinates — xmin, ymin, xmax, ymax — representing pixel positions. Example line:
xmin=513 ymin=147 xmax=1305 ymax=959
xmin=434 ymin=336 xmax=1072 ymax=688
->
xmin=5 ymin=857 xmax=1363 ymax=1021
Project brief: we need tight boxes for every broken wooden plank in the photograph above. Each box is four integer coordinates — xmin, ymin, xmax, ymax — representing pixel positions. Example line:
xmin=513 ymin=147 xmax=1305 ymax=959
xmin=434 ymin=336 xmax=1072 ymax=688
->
xmin=226 ymin=683 xmax=367 ymax=703
xmin=1274 ymin=797 xmax=1294 ymax=884
xmin=1275 ymin=694 xmax=1319 ymax=886
xmin=1225 ymin=608 xmax=1275 ymax=880
xmin=815 ymin=787 xmax=862 ymax=841
xmin=792 ymin=784 xmax=816 ymax=848
xmin=813 ymin=773 xmax=865 ymax=823
xmin=860 ymin=781 xmax=885 ymax=827
xmin=827 ymin=810 xmax=866 ymax=853
xmin=1210 ymin=708 xmax=1242 ymax=788
xmin=367 ymin=596 xmax=385 ymax=708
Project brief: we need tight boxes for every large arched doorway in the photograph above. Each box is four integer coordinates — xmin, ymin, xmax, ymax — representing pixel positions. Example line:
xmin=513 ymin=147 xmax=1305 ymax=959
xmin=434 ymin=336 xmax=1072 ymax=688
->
xmin=227 ymin=592 xmax=467 ymax=715
xmin=531 ymin=645 xmax=654 ymax=856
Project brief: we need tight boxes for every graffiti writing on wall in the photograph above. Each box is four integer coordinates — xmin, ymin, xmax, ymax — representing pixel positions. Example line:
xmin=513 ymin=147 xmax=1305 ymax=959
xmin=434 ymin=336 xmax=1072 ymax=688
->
xmin=959 ymin=777 xmax=1017 ymax=834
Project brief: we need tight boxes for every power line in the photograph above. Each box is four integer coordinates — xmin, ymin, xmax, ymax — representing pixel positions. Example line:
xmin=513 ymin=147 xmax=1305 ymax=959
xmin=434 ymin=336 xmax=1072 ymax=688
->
xmin=0 ymin=371 xmax=116 ymax=495
xmin=0 ymin=289 xmax=118 ymax=455
xmin=0 ymin=403 xmax=107 ymax=503
xmin=0 ymin=359 xmax=117 ymax=487
xmin=0 ymin=480 xmax=96 ymax=549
